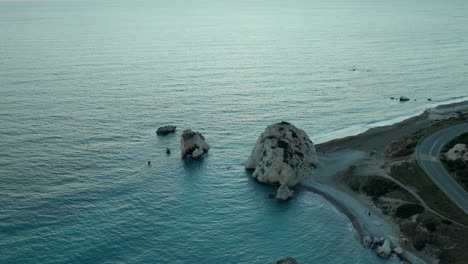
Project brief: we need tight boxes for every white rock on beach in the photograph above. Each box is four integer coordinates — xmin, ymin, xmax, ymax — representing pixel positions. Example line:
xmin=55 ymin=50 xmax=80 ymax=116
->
xmin=180 ymin=129 xmax=210 ymax=158
xmin=245 ymin=121 xmax=318 ymax=186
xmin=445 ymin=144 xmax=468 ymax=162
xmin=276 ymin=184 xmax=294 ymax=200
xmin=377 ymin=240 xmax=392 ymax=258
xmin=371 ymin=236 xmax=383 ymax=249
xmin=363 ymin=236 xmax=373 ymax=248
xmin=393 ymin=246 xmax=404 ymax=255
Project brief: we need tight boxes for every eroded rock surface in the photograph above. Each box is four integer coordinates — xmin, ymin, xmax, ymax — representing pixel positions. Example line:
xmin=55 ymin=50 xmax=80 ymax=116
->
xmin=377 ymin=240 xmax=392 ymax=258
xmin=180 ymin=129 xmax=210 ymax=158
xmin=445 ymin=143 xmax=468 ymax=162
xmin=157 ymin=125 xmax=176 ymax=135
xmin=245 ymin=122 xmax=318 ymax=187
xmin=276 ymin=184 xmax=293 ymax=200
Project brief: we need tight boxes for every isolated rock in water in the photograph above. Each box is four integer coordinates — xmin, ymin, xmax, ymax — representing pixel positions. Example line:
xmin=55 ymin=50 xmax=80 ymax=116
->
xmin=393 ymin=247 xmax=404 ymax=255
xmin=157 ymin=125 xmax=176 ymax=135
xmin=180 ymin=129 xmax=210 ymax=158
xmin=245 ymin=122 xmax=318 ymax=186
xmin=399 ymin=96 xmax=410 ymax=102
xmin=363 ymin=236 xmax=373 ymax=248
xmin=445 ymin=144 xmax=468 ymax=162
xmin=192 ymin=147 xmax=204 ymax=159
xmin=377 ymin=240 xmax=392 ymax=258
xmin=276 ymin=257 xmax=299 ymax=264
xmin=276 ymin=184 xmax=294 ymax=200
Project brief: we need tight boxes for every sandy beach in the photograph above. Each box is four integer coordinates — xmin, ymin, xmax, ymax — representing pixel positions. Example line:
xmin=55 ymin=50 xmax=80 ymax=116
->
xmin=303 ymin=100 xmax=468 ymax=264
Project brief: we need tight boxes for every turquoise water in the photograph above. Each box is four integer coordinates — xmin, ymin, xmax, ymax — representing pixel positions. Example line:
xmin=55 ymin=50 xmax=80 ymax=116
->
xmin=1 ymin=0 xmax=467 ymax=263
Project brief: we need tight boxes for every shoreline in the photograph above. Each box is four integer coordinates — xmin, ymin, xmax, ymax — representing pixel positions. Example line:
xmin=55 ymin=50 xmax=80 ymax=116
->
xmin=299 ymin=183 xmax=365 ymax=241
xmin=304 ymin=99 xmax=468 ymax=264
xmin=314 ymin=96 xmax=468 ymax=145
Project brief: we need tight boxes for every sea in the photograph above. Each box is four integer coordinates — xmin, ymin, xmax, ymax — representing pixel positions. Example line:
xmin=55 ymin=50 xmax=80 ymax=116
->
xmin=1 ymin=0 xmax=467 ymax=263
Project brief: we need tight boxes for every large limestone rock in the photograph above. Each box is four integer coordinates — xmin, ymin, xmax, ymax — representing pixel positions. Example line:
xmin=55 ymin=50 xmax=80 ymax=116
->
xmin=276 ymin=257 xmax=299 ymax=264
xmin=157 ymin=125 xmax=176 ymax=135
xmin=180 ymin=129 xmax=210 ymax=158
xmin=276 ymin=184 xmax=293 ymax=200
xmin=445 ymin=144 xmax=468 ymax=162
xmin=245 ymin=122 xmax=318 ymax=186
xmin=377 ymin=240 xmax=392 ymax=258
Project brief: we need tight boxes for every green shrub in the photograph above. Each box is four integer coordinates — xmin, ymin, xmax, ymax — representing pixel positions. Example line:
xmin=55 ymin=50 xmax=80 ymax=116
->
xmin=413 ymin=234 xmax=427 ymax=251
xmin=423 ymin=219 xmax=439 ymax=232
xmin=439 ymin=250 xmax=456 ymax=264
xmin=348 ymin=175 xmax=361 ymax=192
xmin=395 ymin=204 xmax=424 ymax=219
xmin=362 ymin=177 xmax=399 ymax=198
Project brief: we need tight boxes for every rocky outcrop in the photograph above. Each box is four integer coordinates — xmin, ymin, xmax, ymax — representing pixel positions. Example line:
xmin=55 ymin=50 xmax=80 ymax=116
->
xmin=445 ymin=144 xmax=468 ymax=162
xmin=393 ymin=246 xmax=403 ymax=255
xmin=363 ymin=236 xmax=373 ymax=248
xmin=371 ymin=236 xmax=384 ymax=249
xmin=192 ymin=147 xmax=204 ymax=159
xmin=276 ymin=257 xmax=298 ymax=264
xmin=157 ymin=125 xmax=176 ymax=135
xmin=245 ymin=122 xmax=318 ymax=187
xmin=276 ymin=184 xmax=293 ymax=200
xmin=180 ymin=129 xmax=210 ymax=158
xmin=376 ymin=240 xmax=392 ymax=258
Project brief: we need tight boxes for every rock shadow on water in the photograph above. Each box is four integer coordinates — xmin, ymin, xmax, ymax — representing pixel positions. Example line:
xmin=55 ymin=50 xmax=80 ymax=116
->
xmin=245 ymin=169 xmax=302 ymax=207
xmin=181 ymin=155 xmax=209 ymax=173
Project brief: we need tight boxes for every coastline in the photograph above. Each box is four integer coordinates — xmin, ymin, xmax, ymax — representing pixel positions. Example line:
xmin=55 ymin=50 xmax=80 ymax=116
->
xmin=314 ymin=96 xmax=468 ymax=145
xmin=304 ymin=99 xmax=468 ymax=264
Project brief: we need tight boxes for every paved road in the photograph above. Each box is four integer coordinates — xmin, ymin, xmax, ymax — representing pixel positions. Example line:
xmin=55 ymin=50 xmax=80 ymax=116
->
xmin=415 ymin=122 xmax=468 ymax=214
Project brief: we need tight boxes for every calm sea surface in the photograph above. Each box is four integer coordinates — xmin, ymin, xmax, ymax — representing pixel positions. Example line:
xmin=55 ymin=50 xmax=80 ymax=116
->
xmin=1 ymin=0 xmax=467 ymax=263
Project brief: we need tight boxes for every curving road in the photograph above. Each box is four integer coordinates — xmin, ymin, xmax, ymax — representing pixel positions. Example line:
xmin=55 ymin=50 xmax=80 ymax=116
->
xmin=415 ymin=122 xmax=468 ymax=214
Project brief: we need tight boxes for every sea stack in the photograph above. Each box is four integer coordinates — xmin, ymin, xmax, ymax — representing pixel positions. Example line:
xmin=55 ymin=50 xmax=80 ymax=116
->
xmin=157 ymin=125 xmax=176 ymax=135
xmin=276 ymin=184 xmax=294 ymax=200
xmin=245 ymin=122 xmax=318 ymax=192
xmin=180 ymin=129 xmax=210 ymax=159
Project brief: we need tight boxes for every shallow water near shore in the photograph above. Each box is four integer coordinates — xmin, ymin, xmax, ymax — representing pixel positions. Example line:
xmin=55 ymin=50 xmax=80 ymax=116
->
xmin=1 ymin=0 xmax=468 ymax=263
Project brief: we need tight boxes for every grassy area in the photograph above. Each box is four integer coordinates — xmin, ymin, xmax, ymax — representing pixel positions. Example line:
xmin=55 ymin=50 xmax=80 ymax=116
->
xmin=390 ymin=117 xmax=465 ymax=158
xmin=343 ymin=167 xmax=418 ymax=203
xmin=389 ymin=161 xmax=468 ymax=226
xmin=399 ymin=211 xmax=468 ymax=264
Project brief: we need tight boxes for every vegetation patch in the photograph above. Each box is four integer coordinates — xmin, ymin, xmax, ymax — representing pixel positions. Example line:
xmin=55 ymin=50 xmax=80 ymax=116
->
xmin=395 ymin=203 xmax=424 ymax=218
xmin=389 ymin=117 xmax=466 ymax=158
xmin=362 ymin=177 xmax=399 ymax=199
xmin=389 ymin=161 xmax=468 ymax=225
